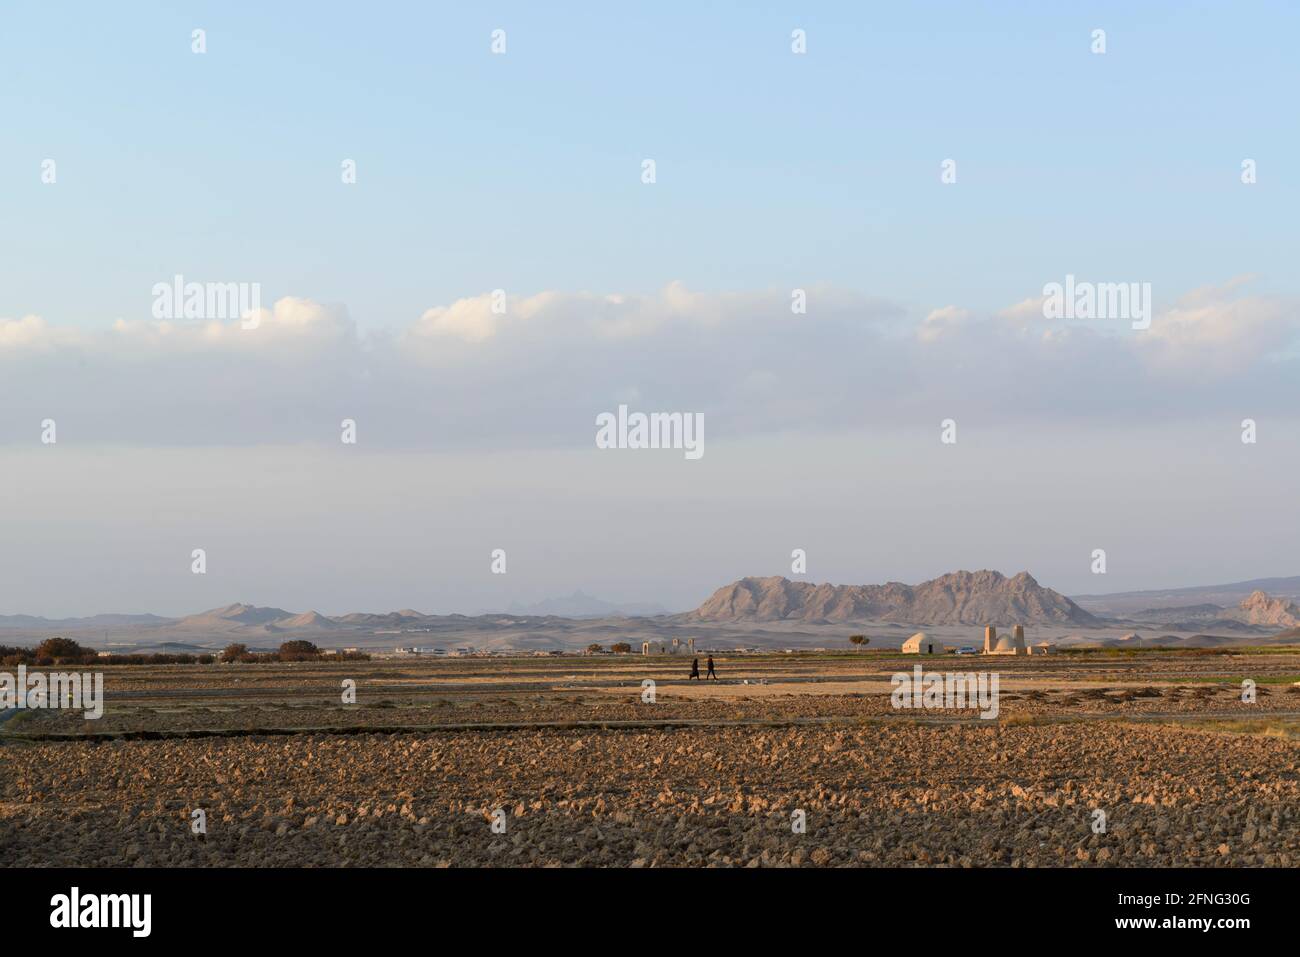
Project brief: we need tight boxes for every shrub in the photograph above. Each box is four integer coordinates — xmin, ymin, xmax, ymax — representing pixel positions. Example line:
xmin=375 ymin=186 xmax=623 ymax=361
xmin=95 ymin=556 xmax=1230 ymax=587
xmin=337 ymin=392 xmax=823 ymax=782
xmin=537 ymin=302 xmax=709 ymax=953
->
xmin=35 ymin=637 xmax=90 ymax=662
xmin=278 ymin=640 xmax=321 ymax=661
xmin=220 ymin=643 xmax=248 ymax=663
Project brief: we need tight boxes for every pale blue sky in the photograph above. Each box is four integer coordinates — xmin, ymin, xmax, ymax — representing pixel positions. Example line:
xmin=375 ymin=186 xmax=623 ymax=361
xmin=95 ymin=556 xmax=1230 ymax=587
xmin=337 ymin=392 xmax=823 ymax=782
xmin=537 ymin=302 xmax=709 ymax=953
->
xmin=3 ymin=2 xmax=1299 ymax=616
xmin=3 ymin=1 xmax=1296 ymax=328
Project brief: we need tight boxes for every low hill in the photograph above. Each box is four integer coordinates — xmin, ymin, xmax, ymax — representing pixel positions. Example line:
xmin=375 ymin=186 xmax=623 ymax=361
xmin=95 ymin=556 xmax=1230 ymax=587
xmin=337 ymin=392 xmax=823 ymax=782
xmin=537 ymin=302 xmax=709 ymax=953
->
xmin=1073 ymin=575 xmax=1300 ymax=616
xmin=274 ymin=611 xmax=340 ymax=630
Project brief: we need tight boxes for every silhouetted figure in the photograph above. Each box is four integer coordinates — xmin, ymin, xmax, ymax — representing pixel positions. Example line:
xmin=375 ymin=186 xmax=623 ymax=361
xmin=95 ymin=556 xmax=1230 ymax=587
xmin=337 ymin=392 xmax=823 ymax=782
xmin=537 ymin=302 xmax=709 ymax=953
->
xmin=706 ymin=655 xmax=717 ymax=680
xmin=689 ymin=657 xmax=700 ymax=680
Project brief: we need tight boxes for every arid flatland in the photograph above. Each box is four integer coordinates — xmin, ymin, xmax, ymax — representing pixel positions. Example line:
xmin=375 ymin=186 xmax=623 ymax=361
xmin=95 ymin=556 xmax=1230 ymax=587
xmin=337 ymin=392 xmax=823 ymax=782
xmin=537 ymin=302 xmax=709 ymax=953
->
xmin=3 ymin=650 xmax=1300 ymax=866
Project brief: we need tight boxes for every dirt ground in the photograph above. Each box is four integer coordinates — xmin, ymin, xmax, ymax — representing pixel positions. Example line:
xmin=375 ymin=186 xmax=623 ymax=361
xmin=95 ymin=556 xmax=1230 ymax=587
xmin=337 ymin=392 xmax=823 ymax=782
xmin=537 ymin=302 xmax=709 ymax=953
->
xmin=3 ymin=651 xmax=1299 ymax=866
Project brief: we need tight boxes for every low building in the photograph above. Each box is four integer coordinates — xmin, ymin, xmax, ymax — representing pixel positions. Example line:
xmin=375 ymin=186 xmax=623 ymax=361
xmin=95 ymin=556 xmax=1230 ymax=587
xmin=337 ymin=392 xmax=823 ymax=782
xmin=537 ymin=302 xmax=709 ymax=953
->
xmin=642 ymin=637 xmax=695 ymax=656
xmin=902 ymin=632 xmax=945 ymax=654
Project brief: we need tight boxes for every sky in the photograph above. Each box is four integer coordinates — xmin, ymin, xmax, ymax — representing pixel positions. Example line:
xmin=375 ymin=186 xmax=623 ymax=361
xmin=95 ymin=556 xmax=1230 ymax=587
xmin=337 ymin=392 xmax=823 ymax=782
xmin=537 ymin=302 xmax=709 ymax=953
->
xmin=2 ymin=2 xmax=1298 ymax=616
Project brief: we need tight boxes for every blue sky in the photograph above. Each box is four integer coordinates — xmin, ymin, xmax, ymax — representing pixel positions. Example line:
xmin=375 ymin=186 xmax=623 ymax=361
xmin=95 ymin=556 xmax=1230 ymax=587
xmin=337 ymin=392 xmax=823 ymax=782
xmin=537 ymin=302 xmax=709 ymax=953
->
xmin=3 ymin=1 xmax=1296 ymax=329
xmin=3 ymin=2 xmax=1300 ymax=615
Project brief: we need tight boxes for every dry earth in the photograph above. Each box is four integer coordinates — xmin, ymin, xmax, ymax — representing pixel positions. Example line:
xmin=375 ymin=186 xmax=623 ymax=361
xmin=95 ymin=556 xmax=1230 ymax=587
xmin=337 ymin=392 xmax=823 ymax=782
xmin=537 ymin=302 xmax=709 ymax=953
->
xmin=3 ymin=724 xmax=1298 ymax=867
xmin=3 ymin=651 xmax=1300 ymax=866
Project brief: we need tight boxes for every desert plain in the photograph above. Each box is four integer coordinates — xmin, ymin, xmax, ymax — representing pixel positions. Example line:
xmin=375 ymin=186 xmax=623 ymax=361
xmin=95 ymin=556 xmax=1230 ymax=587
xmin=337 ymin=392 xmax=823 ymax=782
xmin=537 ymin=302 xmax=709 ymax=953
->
xmin=3 ymin=649 xmax=1300 ymax=867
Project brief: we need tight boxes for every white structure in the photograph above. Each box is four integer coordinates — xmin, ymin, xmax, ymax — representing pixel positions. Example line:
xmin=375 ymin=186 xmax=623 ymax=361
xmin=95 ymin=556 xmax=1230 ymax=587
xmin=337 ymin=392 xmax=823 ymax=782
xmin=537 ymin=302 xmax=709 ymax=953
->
xmin=902 ymin=632 xmax=944 ymax=654
xmin=983 ymin=624 xmax=1028 ymax=656
xmin=642 ymin=637 xmax=695 ymax=656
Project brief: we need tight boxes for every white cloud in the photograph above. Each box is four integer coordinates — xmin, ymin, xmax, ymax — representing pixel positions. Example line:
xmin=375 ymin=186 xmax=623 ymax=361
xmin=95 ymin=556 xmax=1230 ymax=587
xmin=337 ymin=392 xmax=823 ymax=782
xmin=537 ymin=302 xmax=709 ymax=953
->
xmin=918 ymin=305 xmax=974 ymax=342
xmin=4 ymin=298 xmax=354 ymax=357
xmin=0 ymin=314 xmax=81 ymax=351
xmin=411 ymin=294 xmax=502 ymax=343
xmin=1 ymin=279 xmax=1296 ymax=449
xmin=1140 ymin=280 xmax=1296 ymax=374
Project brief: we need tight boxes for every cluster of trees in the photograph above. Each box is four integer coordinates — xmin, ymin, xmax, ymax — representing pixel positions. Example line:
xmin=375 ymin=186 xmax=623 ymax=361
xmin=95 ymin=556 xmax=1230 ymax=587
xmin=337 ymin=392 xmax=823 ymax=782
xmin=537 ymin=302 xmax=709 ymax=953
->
xmin=0 ymin=637 xmax=99 ymax=667
xmin=0 ymin=637 xmax=369 ymax=667
xmin=219 ymin=641 xmax=369 ymax=663
xmin=586 ymin=642 xmax=635 ymax=654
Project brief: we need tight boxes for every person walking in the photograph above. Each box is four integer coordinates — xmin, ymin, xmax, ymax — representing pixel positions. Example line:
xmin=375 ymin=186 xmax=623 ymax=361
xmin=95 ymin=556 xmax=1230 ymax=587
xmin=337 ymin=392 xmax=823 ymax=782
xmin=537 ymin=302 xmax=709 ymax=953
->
xmin=706 ymin=655 xmax=718 ymax=680
xmin=689 ymin=657 xmax=700 ymax=680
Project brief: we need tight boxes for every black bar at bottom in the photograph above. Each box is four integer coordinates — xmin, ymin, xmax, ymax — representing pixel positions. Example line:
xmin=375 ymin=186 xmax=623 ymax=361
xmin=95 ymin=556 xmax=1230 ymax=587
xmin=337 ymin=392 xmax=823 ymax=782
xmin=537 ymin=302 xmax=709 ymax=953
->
xmin=10 ymin=866 xmax=1275 ymax=942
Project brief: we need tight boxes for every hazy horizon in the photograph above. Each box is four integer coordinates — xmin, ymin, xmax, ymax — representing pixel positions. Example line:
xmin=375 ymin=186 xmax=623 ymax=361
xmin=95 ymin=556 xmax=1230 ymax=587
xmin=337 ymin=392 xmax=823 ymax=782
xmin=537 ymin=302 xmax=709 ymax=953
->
xmin=6 ymin=543 xmax=1300 ymax=621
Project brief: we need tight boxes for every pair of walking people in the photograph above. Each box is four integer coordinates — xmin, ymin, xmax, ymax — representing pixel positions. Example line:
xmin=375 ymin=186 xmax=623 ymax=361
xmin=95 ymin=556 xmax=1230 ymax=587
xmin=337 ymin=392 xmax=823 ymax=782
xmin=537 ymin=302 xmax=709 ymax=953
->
xmin=689 ymin=655 xmax=717 ymax=680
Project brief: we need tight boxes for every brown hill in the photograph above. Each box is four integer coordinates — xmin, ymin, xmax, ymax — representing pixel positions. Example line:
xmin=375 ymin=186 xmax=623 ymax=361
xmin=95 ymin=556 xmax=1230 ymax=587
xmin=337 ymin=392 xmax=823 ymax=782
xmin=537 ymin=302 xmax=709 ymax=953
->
xmin=685 ymin=570 xmax=1099 ymax=626
xmin=274 ymin=610 xmax=340 ymax=630
xmin=176 ymin=604 xmax=339 ymax=632
xmin=177 ymin=603 xmax=294 ymax=629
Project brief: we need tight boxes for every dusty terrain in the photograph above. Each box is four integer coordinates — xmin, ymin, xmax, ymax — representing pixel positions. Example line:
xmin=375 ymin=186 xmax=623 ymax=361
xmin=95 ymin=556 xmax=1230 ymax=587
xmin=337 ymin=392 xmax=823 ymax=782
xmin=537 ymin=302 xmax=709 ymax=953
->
xmin=3 ymin=650 xmax=1300 ymax=866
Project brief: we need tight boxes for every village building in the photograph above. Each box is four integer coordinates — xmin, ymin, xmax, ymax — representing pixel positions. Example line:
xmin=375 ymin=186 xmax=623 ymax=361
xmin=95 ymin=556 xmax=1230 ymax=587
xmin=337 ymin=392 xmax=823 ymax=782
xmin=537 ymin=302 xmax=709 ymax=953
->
xmin=902 ymin=632 xmax=944 ymax=654
xmin=983 ymin=624 xmax=1029 ymax=656
xmin=642 ymin=637 xmax=695 ymax=656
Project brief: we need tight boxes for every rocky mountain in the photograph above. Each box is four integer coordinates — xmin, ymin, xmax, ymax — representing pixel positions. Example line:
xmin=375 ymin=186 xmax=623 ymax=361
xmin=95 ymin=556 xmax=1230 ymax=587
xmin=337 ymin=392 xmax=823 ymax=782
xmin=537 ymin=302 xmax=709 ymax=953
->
xmin=1237 ymin=590 xmax=1300 ymax=628
xmin=685 ymin=570 xmax=1099 ymax=625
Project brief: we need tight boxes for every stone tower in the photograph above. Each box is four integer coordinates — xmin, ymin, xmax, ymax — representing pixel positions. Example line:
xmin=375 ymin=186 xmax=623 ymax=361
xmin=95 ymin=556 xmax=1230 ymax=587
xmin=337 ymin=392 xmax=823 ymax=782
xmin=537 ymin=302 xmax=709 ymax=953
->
xmin=983 ymin=625 xmax=996 ymax=654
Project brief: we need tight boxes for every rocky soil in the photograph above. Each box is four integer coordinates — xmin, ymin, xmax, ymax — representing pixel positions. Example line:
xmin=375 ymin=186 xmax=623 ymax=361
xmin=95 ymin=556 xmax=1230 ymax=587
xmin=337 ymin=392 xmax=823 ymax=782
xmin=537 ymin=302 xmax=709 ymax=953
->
xmin=12 ymin=677 xmax=1300 ymax=739
xmin=3 ymin=722 xmax=1297 ymax=867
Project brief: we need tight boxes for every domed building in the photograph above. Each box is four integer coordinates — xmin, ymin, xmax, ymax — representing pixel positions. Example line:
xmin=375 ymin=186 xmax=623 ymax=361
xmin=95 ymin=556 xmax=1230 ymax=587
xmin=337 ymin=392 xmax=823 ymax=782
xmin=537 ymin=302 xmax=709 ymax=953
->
xmin=983 ymin=624 xmax=1028 ymax=655
xmin=902 ymin=632 xmax=944 ymax=654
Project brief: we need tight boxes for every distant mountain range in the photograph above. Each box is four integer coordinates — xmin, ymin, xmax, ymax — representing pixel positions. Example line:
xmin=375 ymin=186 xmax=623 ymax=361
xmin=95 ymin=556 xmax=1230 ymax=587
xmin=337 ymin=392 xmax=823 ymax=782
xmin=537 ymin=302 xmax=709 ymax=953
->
xmin=0 ymin=597 xmax=650 ymax=637
xmin=506 ymin=591 xmax=667 ymax=618
xmin=1071 ymin=575 xmax=1300 ymax=616
xmin=0 ymin=613 xmax=170 ymax=630
xmin=3 ymin=571 xmax=1299 ymax=651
